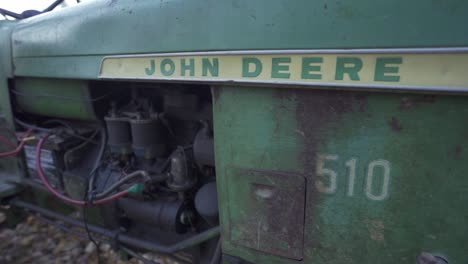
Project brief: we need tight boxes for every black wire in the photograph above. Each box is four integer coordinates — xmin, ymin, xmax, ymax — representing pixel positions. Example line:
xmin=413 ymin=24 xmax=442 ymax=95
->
xmin=32 ymin=214 xmax=160 ymax=264
xmin=42 ymin=0 xmax=65 ymax=12
xmin=0 ymin=0 xmax=64 ymax=19
xmin=10 ymin=88 xmax=111 ymax=102
xmin=120 ymin=246 xmax=160 ymax=264
xmin=42 ymin=119 xmax=100 ymax=144
xmin=0 ymin=8 xmax=22 ymax=19
xmin=94 ymin=170 xmax=149 ymax=199
xmin=15 ymin=117 xmax=99 ymax=144
xmin=83 ymin=179 xmax=102 ymax=264
xmin=14 ymin=118 xmax=53 ymax=133
xmin=88 ymin=126 xmax=107 ymax=196
xmin=42 ymin=119 xmax=77 ymax=132
xmin=64 ymin=129 xmax=100 ymax=170
xmin=83 ymin=126 xmax=107 ymax=264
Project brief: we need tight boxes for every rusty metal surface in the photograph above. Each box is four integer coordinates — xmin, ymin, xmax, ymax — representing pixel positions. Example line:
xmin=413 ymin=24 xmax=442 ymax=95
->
xmin=214 ymin=85 xmax=468 ymax=263
xmin=226 ymin=168 xmax=305 ymax=260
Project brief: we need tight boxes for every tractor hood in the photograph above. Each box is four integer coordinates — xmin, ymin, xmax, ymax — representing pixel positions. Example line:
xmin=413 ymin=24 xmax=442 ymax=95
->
xmin=9 ymin=0 xmax=468 ymax=79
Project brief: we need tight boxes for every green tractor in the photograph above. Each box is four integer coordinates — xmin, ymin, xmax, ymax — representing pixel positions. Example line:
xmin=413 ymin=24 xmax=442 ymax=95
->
xmin=0 ymin=0 xmax=467 ymax=263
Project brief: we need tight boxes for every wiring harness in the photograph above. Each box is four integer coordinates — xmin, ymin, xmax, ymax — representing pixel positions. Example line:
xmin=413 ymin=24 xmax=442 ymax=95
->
xmin=2 ymin=119 xmax=148 ymax=206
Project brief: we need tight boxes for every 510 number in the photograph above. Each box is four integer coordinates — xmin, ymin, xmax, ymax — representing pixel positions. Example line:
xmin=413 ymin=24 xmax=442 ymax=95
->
xmin=315 ymin=155 xmax=391 ymax=201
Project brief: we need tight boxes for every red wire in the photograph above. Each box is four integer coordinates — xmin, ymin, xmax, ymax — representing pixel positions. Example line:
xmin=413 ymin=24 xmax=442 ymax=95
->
xmin=0 ymin=136 xmax=17 ymax=149
xmin=36 ymin=134 xmax=129 ymax=206
xmin=0 ymin=129 xmax=33 ymax=157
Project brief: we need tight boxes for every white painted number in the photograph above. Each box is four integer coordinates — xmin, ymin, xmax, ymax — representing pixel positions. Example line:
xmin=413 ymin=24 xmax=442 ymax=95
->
xmin=365 ymin=160 xmax=391 ymax=201
xmin=345 ymin=158 xmax=357 ymax=197
xmin=315 ymin=155 xmax=338 ymax=194
xmin=315 ymin=155 xmax=391 ymax=201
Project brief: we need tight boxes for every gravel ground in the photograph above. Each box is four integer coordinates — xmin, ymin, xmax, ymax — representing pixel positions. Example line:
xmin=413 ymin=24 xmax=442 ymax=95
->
xmin=0 ymin=211 xmax=182 ymax=264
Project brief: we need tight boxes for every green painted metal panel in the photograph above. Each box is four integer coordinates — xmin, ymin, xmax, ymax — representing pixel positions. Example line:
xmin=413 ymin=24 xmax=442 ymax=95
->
xmin=213 ymin=86 xmax=468 ymax=263
xmin=10 ymin=0 xmax=468 ymax=79
xmin=0 ymin=21 xmax=17 ymax=123
xmin=226 ymin=168 xmax=306 ymax=260
xmin=0 ymin=21 xmax=25 ymax=184
xmin=14 ymin=78 xmax=96 ymax=120
xmin=13 ymin=56 xmax=103 ymax=79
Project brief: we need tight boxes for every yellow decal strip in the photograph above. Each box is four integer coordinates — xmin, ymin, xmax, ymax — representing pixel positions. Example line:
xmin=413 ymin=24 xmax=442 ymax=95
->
xmin=99 ymin=48 xmax=468 ymax=92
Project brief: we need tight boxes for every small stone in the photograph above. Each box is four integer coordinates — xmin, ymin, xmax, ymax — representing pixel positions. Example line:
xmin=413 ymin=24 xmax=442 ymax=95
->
xmin=31 ymin=251 xmax=42 ymax=258
xmin=53 ymin=240 xmax=66 ymax=255
xmin=20 ymin=235 xmax=35 ymax=246
xmin=62 ymin=255 xmax=71 ymax=262
xmin=84 ymin=242 xmax=96 ymax=254
xmin=26 ymin=215 xmax=34 ymax=224
xmin=99 ymin=243 xmax=111 ymax=252
xmin=62 ymin=240 xmax=80 ymax=251
xmin=0 ymin=229 xmax=14 ymax=239
xmin=71 ymin=247 xmax=82 ymax=256
xmin=16 ymin=255 xmax=33 ymax=263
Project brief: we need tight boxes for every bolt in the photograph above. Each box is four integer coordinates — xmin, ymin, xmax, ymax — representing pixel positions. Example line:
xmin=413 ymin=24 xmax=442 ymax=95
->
xmin=179 ymin=210 xmax=194 ymax=225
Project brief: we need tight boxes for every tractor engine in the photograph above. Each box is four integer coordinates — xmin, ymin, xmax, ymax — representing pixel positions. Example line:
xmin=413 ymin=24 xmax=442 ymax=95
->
xmin=12 ymin=79 xmax=218 ymax=263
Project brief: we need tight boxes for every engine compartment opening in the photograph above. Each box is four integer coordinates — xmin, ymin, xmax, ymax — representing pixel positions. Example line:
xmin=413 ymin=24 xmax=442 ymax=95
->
xmin=8 ymin=78 xmax=219 ymax=263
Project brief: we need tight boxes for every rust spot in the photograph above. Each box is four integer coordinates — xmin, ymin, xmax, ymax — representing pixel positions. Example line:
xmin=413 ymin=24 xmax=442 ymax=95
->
xmin=355 ymin=94 xmax=368 ymax=112
xmin=293 ymin=88 xmax=362 ymax=250
xmin=230 ymin=168 xmax=305 ymax=260
xmin=367 ymin=219 xmax=385 ymax=242
xmin=422 ymin=95 xmax=437 ymax=103
xmin=389 ymin=117 xmax=402 ymax=132
xmin=399 ymin=97 xmax=414 ymax=110
xmin=295 ymin=89 xmax=356 ymax=176
xmin=399 ymin=95 xmax=437 ymax=110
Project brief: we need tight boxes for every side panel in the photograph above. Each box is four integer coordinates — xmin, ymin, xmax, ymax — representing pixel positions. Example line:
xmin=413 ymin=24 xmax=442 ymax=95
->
xmin=213 ymin=86 xmax=468 ymax=263
xmin=14 ymin=78 xmax=96 ymax=120
xmin=0 ymin=21 xmax=25 ymax=184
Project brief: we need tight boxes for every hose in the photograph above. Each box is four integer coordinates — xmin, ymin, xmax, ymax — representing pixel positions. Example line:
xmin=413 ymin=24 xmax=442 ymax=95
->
xmin=12 ymin=199 xmax=220 ymax=255
xmin=15 ymin=118 xmax=53 ymax=133
xmin=36 ymin=134 xmax=128 ymax=206
xmin=0 ymin=129 xmax=33 ymax=157
xmin=16 ymin=117 xmax=99 ymax=143
xmin=94 ymin=170 xmax=149 ymax=199
xmin=0 ymin=135 xmax=17 ymax=149
xmin=88 ymin=126 xmax=107 ymax=199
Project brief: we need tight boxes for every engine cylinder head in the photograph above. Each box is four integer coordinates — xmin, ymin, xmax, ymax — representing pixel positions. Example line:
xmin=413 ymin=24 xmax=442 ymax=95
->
xmin=104 ymin=116 xmax=132 ymax=154
xmin=130 ymin=115 xmax=166 ymax=159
